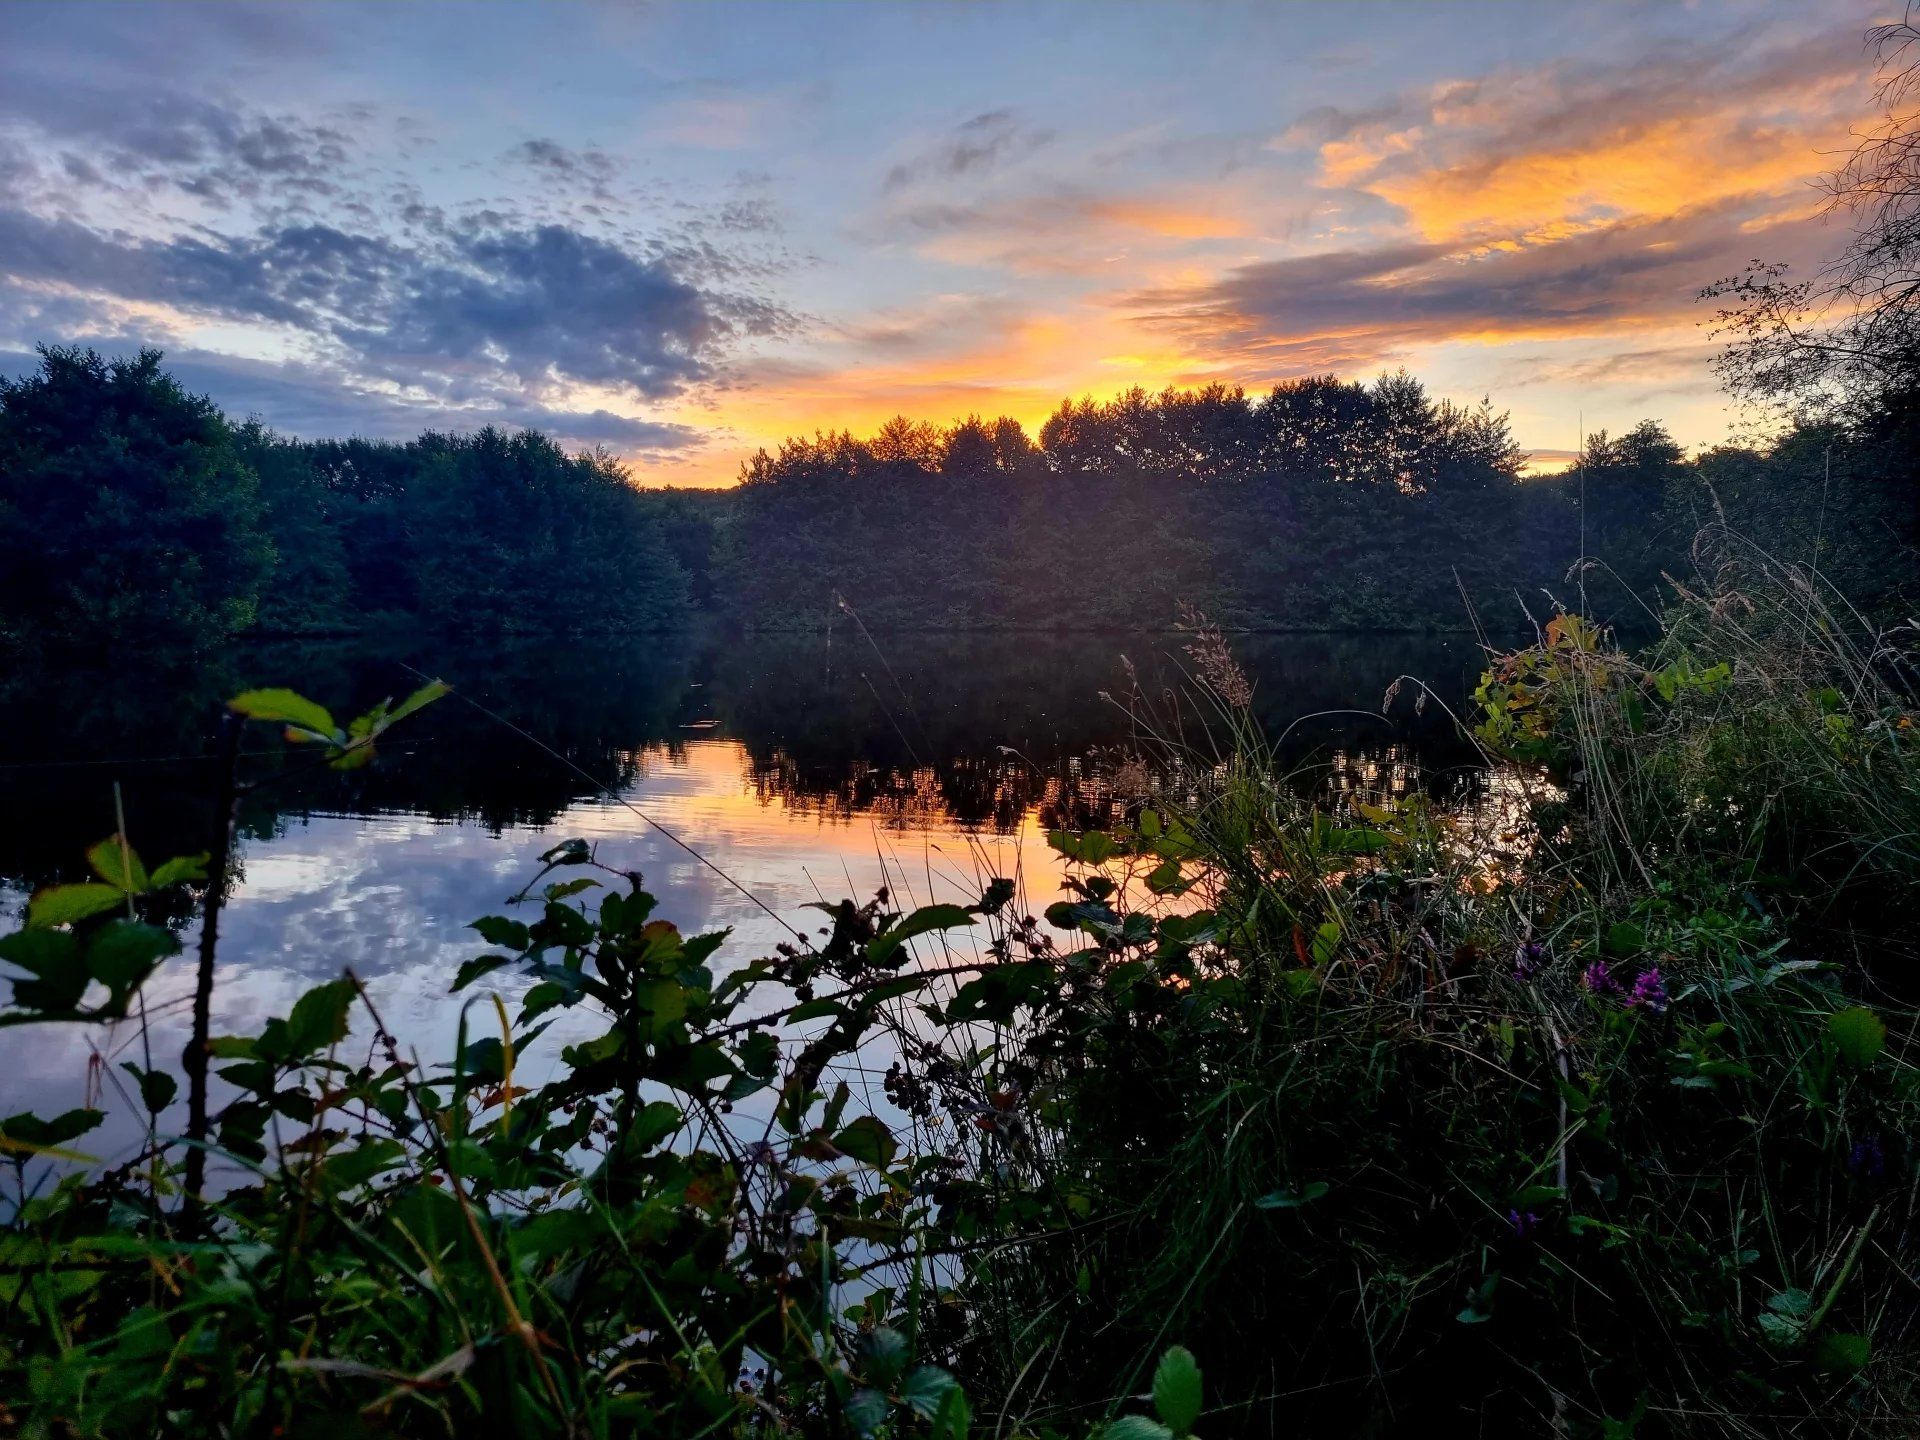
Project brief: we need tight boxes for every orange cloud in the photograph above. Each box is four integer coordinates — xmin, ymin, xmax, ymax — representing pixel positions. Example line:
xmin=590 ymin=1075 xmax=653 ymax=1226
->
xmin=1366 ymin=112 xmax=1853 ymax=246
xmin=632 ymin=16 xmax=1881 ymax=484
xmin=1318 ymin=39 xmax=1865 ymax=246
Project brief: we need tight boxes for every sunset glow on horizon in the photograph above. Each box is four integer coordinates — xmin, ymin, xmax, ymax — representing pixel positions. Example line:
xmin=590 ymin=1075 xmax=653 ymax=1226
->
xmin=0 ymin=0 xmax=1891 ymax=486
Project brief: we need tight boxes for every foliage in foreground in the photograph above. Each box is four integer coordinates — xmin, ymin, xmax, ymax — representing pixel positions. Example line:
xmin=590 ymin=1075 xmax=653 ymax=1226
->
xmin=4 ymin=563 xmax=1920 ymax=1437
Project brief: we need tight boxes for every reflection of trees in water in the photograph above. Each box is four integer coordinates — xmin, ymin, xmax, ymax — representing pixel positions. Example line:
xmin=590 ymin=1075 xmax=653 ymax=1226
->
xmin=741 ymin=734 xmax=1493 ymax=837
xmin=746 ymin=752 xmax=1046 ymax=832
xmin=0 ymin=628 xmax=1496 ymax=890
xmin=0 ymin=637 xmax=694 ymax=892
xmin=722 ymin=628 xmax=1493 ymax=832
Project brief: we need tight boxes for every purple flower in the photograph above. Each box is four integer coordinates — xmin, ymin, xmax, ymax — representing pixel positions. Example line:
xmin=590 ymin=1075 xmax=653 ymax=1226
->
xmin=1849 ymin=1135 xmax=1887 ymax=1180
xmin=1507 ymin=1208 xmax=1541 ymax=1240
xmin=1625 ymin=968 xmax=1669 ymax=1014
xmin=1580 ymin=961 xmax=1620 ymax=995
xmin=1514 ymin=941 xmax=1546 ymax=981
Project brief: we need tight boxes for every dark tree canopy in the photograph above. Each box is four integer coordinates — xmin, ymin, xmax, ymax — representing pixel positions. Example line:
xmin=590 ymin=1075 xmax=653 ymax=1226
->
xmin=3 ymin=346 xmax=1915 ymax=652
xmin=0 ymin=347 xmax=274 ymax=649
xmin=718 ymin=375 xmax=1570 ymax=632
xmin=0 ymin=348 xmax=690 ymax=652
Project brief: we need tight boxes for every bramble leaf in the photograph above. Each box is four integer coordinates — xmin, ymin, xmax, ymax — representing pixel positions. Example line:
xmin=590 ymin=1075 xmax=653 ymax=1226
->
xmin=229 ymin=688 xmax=337 ymax=739
xmin=27 ymin=884 xmax=125 ymax=929
xmin=85 ymin=835 xmax=148 ymax=893
xmin=1151 ymin=1346 xmax=1202 ymax=1435
xmin=1829 ymin=1007 xmax=1886 ymax=1066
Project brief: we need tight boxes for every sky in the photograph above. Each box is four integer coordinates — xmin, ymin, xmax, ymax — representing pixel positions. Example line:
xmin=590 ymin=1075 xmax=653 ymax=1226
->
xmin=0 ymin=0 xmax=1894 ymax=484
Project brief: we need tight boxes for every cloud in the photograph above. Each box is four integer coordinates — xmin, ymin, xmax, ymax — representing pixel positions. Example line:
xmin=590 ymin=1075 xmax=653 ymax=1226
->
xmin=883 ymin=110 xmax=1055 ymax=192
xmin=1098 ymin=11 xmax=1876 ymax=386
xmin=0 ymin=59 xmax=357 ymax=214
xmin=506 ymin=139 xmax=619 ymax=195
xmin=348 ymin=225 xmax=724 ymax=398
xmin=1120 ymin=199 xmax=1837 ymax=380
xmin=0 ymin=206 xmax=751 ymax=402
xmin=1307 ymin=23 xmax=1868 ymax=246
xmin=887 ymin=181 xmax=1279 ymax=276
xmin=0 ymin=342 xmax=706 ymax=455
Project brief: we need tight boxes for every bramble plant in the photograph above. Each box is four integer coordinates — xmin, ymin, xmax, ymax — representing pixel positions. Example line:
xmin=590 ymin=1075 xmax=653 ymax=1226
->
xmin=3 ymin=561 xmax=1918 ymax=1437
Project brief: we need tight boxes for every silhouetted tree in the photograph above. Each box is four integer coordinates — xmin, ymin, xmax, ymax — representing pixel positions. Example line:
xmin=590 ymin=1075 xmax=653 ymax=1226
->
xmin=0 ymin=347 xmax=274 ymax=651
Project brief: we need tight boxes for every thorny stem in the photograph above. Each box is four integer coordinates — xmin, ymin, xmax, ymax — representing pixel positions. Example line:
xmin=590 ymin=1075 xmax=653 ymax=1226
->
xmin=183 ymin=710 xmax=243 ymax=1219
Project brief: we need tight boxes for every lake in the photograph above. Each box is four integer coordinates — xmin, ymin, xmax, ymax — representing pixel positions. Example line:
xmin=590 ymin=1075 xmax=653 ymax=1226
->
xmin=0 ymin=629 xmax=1496 ymax=1163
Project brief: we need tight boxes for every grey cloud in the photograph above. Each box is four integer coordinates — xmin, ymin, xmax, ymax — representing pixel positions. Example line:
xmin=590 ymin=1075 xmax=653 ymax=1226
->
xmin=0 ymin=206 xmax=735 ymax=401
xmin=0 ymin=342 xmax=706 ymax=455
xmin=883 ymin=110 xmax=1054 ymax=193
xmin=507 ymin=139 xmax=618 ymax=193
xmin=1125 ymin=201 xmax=1836 ymax=377
xmin=348 ymin=224 xmax=721 ymax=398
xmin=0 ymin=70 xmax=355 ymax=211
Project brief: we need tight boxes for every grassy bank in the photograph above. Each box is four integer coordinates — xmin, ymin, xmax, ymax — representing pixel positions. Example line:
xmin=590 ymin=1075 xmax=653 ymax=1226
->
xmin=2 ymin=547 xmax=1916 ymax=1438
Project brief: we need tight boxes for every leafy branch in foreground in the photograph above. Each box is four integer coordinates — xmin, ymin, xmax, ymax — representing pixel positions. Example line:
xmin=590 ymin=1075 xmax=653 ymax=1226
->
xmin=5 ymin=571 xmax=1920 ymax=1439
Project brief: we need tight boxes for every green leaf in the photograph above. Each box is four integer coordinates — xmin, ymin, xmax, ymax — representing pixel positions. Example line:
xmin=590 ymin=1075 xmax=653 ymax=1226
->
xmin=931 ymin=1381 xmax=971 ymax=1440
xmin=832 ymin=1115 xmax=897 ymax=1168
xmin=975 ymin=877 xmax=1016 ymax=915
xmin=901 ymin=1366 xmax=961 ymax=1419
xmin=1813 ymin=1331 xmax=1872 ymax=1373
xmin=737 ymin=1030 xmax=779 ymax=1079
xmin=1604 ymin=921 xmax=1646 ymax=957
xmin=540 ymin=839 xmax=592 ymax=867
xmin=84 ymin=922 xmax=178 ymax=998
xmin=385 ymin=678 xmax=449 ymax=726
xmin=148 ymin=853 xmax=210 ymax=889
xmin=858 ymin=1326 xmax=910 ymax=1387
xmin=1325 ymin=827 xmax=1391 ymax=856
xmin=328 ymin=741 xmax=376 ymax=771
xmin=1048 ymin=829 xmax=1118 ymax=864
xmin=1106 ymin=1418 xmax=1174 ymax=1440
xmin=1 ymin=1107 xmax=104 ymax=1152
xmin=319 ymin=1138 xmax=407 ymax=1193
xmin=1151 ymin=1346 xmax=1202 ymax=1435
xmin=85 ymin=836 xmax=148 ymax=893
xmin=228 ymin=687 xmax=337 ymax=739
xmin=869 ymin=904 xmax=976 ymax=965
xmin=120 ymin=1062 xmax=177 ymax=1114
xmin=451 ymin=954 xmax=514 ymax=992
xmin=472 ymin=916 xmax=530 ymax=951
xmin=1310 ymin=920 xmax=1341 ymax=966
xmin=286 ymin=979 xmax=357 ymax=1056
xmin=27 ymin=883 xmax=126 ymax=929
xmin=844 ymin=1389 xmax=889 ymax=1439
xmin=0 ymin=929 xmax=84 ymax=1013
xmin=1255 ymin=1181 xmax=1329 ymax=1210
xmin=1829 ymin=1007 xmax=1886 ymax=1067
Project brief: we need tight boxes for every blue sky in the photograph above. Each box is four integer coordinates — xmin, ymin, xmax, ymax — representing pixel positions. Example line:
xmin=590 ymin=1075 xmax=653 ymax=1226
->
xmin=0 ymin=0 xmax=1889 ymax=482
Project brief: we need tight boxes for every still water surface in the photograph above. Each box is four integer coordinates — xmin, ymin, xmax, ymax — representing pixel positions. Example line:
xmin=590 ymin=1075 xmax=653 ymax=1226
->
xmin=0 ymin=630 xmax=1493 ymax=1163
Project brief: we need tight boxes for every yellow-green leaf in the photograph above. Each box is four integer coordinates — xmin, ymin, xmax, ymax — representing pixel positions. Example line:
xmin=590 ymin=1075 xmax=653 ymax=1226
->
xmin=228 ymin=688 xmax=337 ymax=739
xmin=149 ymin=853 xmax=211 ymax=889
xmin=28 ymin=883 xmax=126 ymax=929
xmin=386 ymin=678 xmax=449 ymax=725
xmin=1829 ymin=1007 xmax=1886 ymax=1067
xmin=84 ymin=835 xmax=148 ymax=893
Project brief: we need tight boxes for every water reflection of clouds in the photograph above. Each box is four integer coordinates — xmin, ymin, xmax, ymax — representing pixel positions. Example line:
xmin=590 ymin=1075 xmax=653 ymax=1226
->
xmin=1 ymin=738 xmax=1070 ymax=1178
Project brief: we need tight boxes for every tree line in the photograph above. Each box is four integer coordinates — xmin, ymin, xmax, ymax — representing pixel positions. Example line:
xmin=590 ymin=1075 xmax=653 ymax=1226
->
xmin=1 ymin=345 xmax=1913 ymax=653
xmin=0 ymin=347 xmax=690 ymax=652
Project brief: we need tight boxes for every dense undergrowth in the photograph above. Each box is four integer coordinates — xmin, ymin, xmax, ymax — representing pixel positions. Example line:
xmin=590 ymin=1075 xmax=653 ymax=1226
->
xmin=3 ymin=549 xmax=1917 ymax=1438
